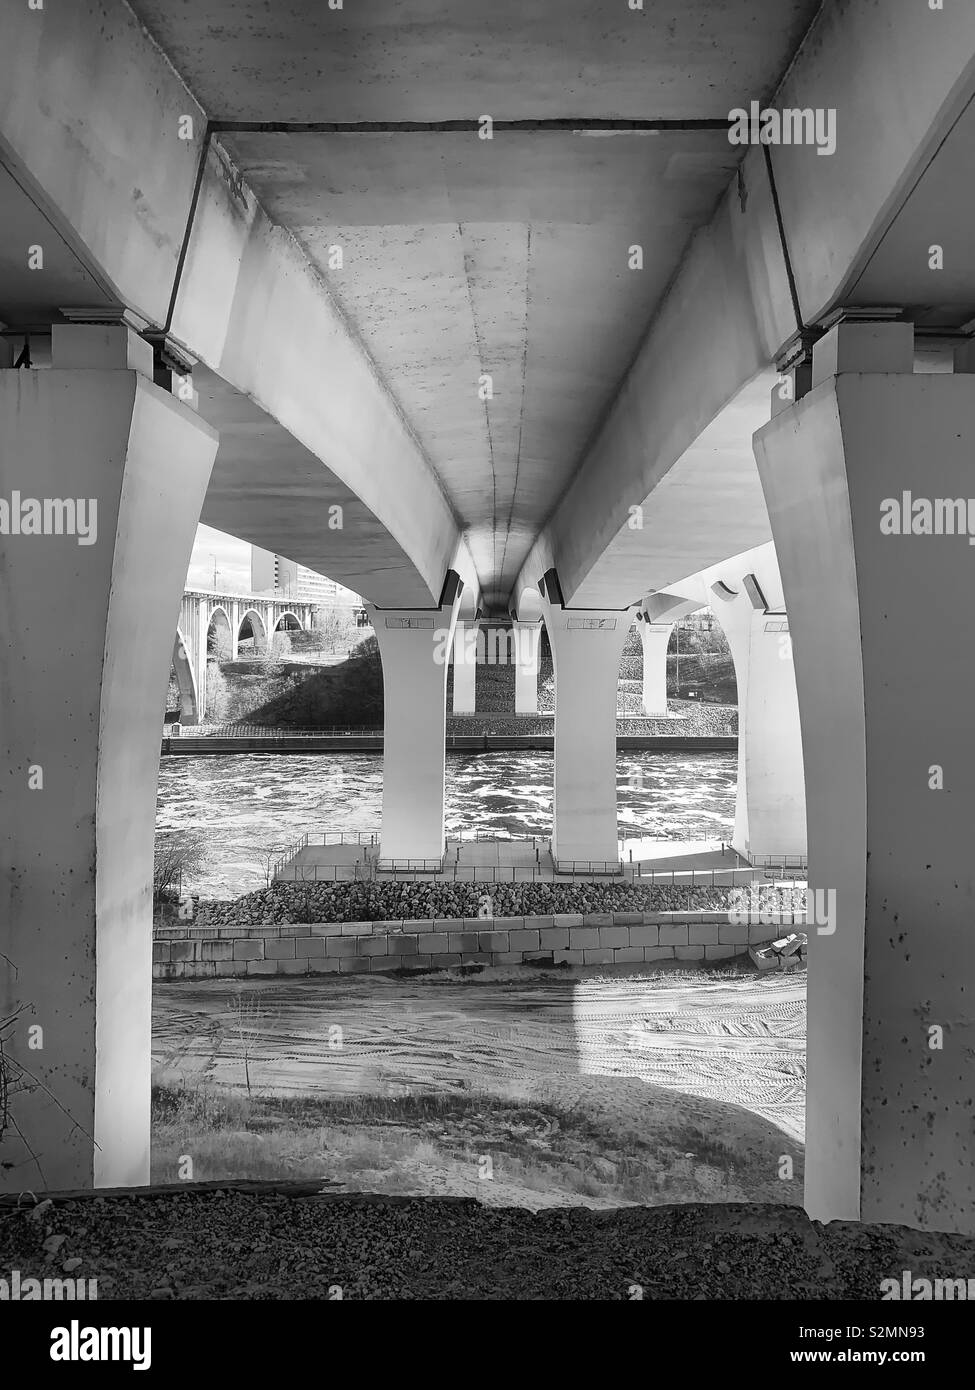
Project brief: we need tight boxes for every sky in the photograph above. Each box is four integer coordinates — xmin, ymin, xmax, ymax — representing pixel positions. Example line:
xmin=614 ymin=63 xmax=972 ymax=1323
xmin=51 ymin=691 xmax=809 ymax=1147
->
xmin=186 ymin=525 xmax=253 ymax=592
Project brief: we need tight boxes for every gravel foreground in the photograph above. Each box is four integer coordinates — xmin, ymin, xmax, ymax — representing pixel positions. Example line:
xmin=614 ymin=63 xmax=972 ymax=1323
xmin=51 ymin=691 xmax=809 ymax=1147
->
xmin=3 ymin=1187 xmax=973 ymax=1300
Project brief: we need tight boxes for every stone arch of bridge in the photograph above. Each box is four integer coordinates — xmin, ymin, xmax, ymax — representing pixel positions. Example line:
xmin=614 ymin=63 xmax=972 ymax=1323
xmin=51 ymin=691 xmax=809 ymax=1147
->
xmin=237 ymin=607 xmax=269 ymax=654
xmin=206 ymin=605 xmax=234 ymax=660
xmin=170 ymin=626 xmax=199 ymax=725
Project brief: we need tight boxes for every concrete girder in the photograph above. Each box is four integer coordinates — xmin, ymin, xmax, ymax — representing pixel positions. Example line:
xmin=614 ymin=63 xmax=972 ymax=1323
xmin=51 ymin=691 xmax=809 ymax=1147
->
xmin=518 ymin=0 xmax=975 ymax=610
xmin=124 ymin=1 xmax=821 ymax=126
xmin=0 ymin=0 xmax=204 ymax=327
xmin=173 ymin=138 xmax=465 ymax=606
xmin=0 ymin=1 xmax=468 ymax=610
xmin=640 ymin=593 xmax=703 ymax=625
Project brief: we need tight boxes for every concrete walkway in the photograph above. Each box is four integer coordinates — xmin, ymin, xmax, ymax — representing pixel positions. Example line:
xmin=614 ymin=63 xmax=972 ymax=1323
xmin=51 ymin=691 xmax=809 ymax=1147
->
xmin=276 ymin=838 xmax=757 ymax=885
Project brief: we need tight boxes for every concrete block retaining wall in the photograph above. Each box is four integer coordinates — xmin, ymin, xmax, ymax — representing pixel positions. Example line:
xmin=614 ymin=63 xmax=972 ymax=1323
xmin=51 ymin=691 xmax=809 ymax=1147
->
xmin=152 ymin=912 xmax=806 ymax=980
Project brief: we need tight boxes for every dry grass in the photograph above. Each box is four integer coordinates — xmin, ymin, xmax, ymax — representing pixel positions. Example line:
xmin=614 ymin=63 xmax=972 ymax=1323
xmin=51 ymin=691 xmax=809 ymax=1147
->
xmin=151 ymin=1083 xmax=802 ymax=1208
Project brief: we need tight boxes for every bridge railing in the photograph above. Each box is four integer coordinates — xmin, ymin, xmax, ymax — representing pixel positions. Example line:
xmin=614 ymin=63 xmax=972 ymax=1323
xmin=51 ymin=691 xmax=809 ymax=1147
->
xmin=169 ymin=724 xmax=383 ymax=738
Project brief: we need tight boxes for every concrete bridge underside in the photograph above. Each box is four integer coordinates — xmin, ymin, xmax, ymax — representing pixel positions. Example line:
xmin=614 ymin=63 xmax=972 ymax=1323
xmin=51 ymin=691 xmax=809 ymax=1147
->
xmin=1 ymin=0 xmax=974 ymax=1236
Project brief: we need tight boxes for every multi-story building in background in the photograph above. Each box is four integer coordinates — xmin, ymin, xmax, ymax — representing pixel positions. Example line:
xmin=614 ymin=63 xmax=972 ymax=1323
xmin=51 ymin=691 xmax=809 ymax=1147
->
xmin=251 ymin=546 xmax=362 ymax=607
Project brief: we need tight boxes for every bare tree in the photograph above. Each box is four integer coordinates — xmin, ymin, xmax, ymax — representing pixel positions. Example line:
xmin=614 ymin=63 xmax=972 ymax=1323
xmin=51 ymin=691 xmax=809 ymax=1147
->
xmin=154 ymin=830 xmax=209 ymax=901
xmin=311 ymin=605 xmax=362 ymax=655
xmin=248 ymin=843 xmax=291 ymax=888
xmin=228 ymin=990 xmax=263 ymax=1098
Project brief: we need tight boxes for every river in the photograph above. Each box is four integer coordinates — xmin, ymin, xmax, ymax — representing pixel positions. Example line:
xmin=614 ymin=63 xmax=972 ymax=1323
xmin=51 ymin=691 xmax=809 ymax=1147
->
xmin=156 ymin=749 xmax=737 ymax=897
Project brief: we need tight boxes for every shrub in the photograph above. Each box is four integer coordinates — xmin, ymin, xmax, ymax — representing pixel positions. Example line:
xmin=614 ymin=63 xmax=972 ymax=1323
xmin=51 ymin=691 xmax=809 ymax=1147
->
xmin=154 ymin=829 xmax=209 ymax=901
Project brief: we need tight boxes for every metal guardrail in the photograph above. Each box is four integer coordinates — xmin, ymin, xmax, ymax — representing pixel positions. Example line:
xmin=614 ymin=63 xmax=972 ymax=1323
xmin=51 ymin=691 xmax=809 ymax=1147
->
xmin=303 ymin=831 xmax=381 ymax=846
xmin=377 ymin=857 xmax=447 ymax=874
xmin=272 ymin=830 xmax=381 ymax=878
xmin=275 ymin=863 xmax=375 ymax=883
xmin=751 ymin=854 xmax=809 ymax=880
xmin=553 ymin=858 xmax=625 ymax=876
xmin=271 ymin=831 xmax=310 ymax=879
xmin=446 ymin=830 xmax=547 ymax=844
xmin=267 ymin=829 xmax=801 ymax=889
xmin=550 ymin=861 xmax=770 ymax=888
xmin=375 ymin=864 xmax=548 ymax=883
xmin=750 ymin=853 xmax=809 ymax=867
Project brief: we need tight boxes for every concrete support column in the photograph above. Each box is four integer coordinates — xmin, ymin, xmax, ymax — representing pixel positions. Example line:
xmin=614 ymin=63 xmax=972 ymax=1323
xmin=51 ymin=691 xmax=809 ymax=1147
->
xmin=172 ymin=632 xmax=199 ymax=725
xmin=638 ymin=620 xmax=673 ymax=715
xmin=709 ymin=575 xmax=805 ymax=860
xmin=196 ymin=600 xmax=209 ymax=721
xmin=451 ymin=621 xmax=478 ymax=714
xmin=541 ymin=597 xmax=637 ymax=862
xmin=754 ymin=320 xmax=975 ymax=1233
xmin=513 ymin=620 xmax=541 ymax=714
xmin=0 ymin=325 xmax=218 ymax=1192
xmin=366 ymin=576 xmax=463 ymax=860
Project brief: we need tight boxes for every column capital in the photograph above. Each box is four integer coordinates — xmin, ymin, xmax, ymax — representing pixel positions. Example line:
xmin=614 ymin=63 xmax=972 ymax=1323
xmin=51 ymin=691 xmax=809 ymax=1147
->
xmin=811 ymin=317 xmax=914 ymax=389
xmin=51 ymin=320 xmax=154 ymax=376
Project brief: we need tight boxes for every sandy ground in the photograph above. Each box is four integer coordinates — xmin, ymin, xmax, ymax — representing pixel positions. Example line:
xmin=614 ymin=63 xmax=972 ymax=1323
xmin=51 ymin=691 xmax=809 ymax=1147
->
xmin=153 ymin=964 xmax=806 ymax=1206
xmin=153 ymin=966 xmax=804 ymax=1129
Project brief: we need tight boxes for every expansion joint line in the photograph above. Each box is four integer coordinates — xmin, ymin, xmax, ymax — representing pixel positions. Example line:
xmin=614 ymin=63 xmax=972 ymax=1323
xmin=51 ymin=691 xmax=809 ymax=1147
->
xmin=164 ymin=119 xmax=214 ymax=335
xmin=762 ymin=143 xmax=804 ymax=340
xmin=499 ymin=224 xmax=531 ymax=589
xmin=207 ymin=118 xmax=732 ymax=135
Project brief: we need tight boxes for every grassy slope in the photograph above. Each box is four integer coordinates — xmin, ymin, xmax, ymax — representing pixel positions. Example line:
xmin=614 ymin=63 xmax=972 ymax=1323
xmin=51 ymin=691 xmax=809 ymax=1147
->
xmin=151 ymin=1083 xmax=802 ymax=1210
xmin=246 ymin=640 xmax=383 ymax=727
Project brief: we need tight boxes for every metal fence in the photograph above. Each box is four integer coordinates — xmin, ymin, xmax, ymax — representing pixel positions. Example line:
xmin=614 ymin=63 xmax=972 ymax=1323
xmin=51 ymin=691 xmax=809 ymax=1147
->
xmin=168 ymin=724 xmax=383 ymax=738
xmin=274 ymin=862 xmax=376 ymax=883
xmin=445 ymin=830 xmax=548 ymax=844
xmin=268 ymin=828 xmax=801 ymax=890
xmin=376 ymin=857 xmax=446 ymax=874
xmin=551 ymin=862 xmax=773 ymax=888
xmin=302 ymin=831 xmax=381 ymax=846
xmin=271 ymin=829 xmax=382 ymax=877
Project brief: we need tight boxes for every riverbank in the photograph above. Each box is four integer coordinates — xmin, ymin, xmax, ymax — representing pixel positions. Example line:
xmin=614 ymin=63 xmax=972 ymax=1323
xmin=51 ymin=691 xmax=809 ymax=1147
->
xmin=187 ymin=878 xmax=805 ymax=926
xmin=163 ymin=733 xmax=738 ymax=754
xmin=162 ymin=724 xmax=737 ymax=755
xmin=156 ymin=748 xmax=739 ymax=898
xmin=150 ymin=965 xmax=805 ymax=1194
